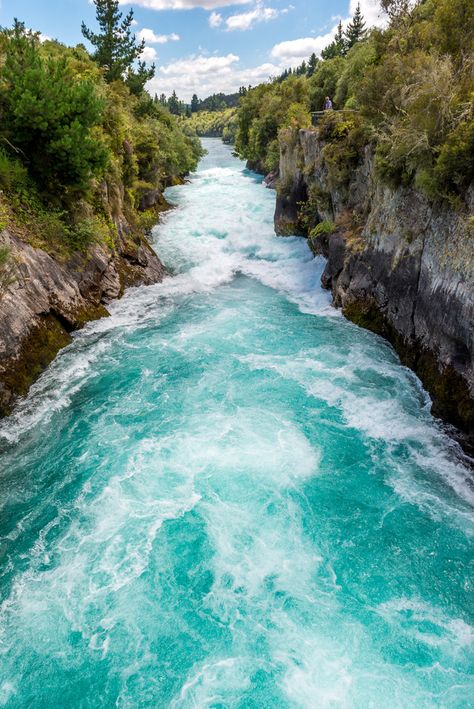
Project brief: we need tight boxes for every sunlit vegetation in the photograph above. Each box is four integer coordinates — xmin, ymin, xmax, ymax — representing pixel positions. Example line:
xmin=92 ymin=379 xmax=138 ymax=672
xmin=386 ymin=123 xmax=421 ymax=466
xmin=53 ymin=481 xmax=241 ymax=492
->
xmin=184 ymin=109 xmax=239 ymax=143
xmin=0 ymin=6 xmax=202 ymax=255
xmin=235 ymin=0 xmax=474 ymax=201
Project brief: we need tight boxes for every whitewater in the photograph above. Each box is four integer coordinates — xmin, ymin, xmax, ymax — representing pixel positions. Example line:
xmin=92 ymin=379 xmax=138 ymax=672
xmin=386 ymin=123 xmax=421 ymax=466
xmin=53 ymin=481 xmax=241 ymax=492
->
xmin=0 ymin=139 xmax=472 ymax=707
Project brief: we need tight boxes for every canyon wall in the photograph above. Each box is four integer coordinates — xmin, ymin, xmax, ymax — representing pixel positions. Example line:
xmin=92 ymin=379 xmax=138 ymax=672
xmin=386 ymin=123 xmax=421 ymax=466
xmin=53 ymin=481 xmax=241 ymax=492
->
xmin=274 ymin=128 xmax=474 ymax=449
xmin=0 ymin=187 xmax=167 ymax=415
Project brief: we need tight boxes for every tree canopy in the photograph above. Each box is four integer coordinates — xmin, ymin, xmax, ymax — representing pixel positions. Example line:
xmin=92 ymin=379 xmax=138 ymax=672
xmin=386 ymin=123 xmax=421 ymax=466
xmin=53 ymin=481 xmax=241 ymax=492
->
xmin=234 ymin=0 xmax=474 ymax=202
xmin=81 ymin=0 xmax=150 ymax=83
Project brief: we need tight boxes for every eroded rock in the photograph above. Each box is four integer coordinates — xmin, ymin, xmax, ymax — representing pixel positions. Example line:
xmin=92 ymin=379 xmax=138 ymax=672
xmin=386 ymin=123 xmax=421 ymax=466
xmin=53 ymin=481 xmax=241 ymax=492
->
xmin=275 ymin=128 xmax=474 ymax=449
xmin=0 ymin=229 xmax=166 ymax=414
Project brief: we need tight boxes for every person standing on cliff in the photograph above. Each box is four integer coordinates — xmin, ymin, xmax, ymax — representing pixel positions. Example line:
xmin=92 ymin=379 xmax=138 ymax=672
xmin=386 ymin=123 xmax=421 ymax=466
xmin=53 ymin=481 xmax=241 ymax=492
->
xmin=324 ymin=96 xmax=333 ymax=110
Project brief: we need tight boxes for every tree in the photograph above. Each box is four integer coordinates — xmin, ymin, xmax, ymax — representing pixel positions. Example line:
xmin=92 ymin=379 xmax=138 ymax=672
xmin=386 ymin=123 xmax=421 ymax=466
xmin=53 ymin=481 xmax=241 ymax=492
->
xmin=345 ymin=3 xmax=367 ymax=49
xmin=126 ymin=60 xmax=155 ymax=96
xmin=307 ymin=53 xmax=318 ymax=77
xmin=380 ymin=0 xmax=414 ymax=22
xmin=308 ymin=56 xmax=345 ymax=111
xmin=321 ymin=21 xmax=346 ymax=59
xmin=168 ymin=90 xmax=180 ymax=115
xmin=0 ymin=21 xmax=107 ymax=198
xmin=81 ymin=0 xmax=145 ymax=82
xmin=297 ymin=60 xmax=307 ymax=76
xmin=191 ymin=93 xmax=199 ymax=113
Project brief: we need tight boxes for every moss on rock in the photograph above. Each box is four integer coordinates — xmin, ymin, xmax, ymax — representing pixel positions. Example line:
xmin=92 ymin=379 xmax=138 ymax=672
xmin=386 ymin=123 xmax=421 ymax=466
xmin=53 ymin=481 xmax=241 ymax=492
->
xmin=0 ymin=314 xmax=72 ymax=416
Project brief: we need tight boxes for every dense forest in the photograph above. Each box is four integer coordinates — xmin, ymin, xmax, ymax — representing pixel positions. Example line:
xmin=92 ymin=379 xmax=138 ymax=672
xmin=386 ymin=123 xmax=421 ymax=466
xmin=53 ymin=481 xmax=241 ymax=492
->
xmin=184 ymin=108 xmax=239 ymax=143
xmin=154 ymin=89 xmax=245 ymax=118
xmin=234 ymin=0 xmax=474 ymax=205
xmin=0 ymin=5 xmax=202 ymax=266
xmin=1 ymin=0 xmax=471 ymax=264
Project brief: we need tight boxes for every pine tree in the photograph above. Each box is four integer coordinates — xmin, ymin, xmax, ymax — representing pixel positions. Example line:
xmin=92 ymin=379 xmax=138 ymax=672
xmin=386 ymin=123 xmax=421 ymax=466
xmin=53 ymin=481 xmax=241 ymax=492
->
xmin=335 ymin=21 xmax=346 ymax=53
xmin=168 ymin=90 xmax=180 ymax=115
xmin=82 ymin=0 xmax=145 ymax=82
xmin=345 ymin=3 xmax=367 ymax=49
xmin=2 ymin=20 xmax=107 ymax=197
xmin=307 ymin=53 xmax=318 ymax=77
xmin=125 ymin=60 xmax=155 ymax=96
xmin=191 ymin=94 xmax=199 ymax=113
xmin=321 ymin=21 xmax=347 ymax=59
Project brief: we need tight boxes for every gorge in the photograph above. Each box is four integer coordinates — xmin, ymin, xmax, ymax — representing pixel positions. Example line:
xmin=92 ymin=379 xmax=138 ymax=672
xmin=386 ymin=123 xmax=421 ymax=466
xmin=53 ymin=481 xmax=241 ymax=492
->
xmin=0 ymin=140 xmax=472 ymax=707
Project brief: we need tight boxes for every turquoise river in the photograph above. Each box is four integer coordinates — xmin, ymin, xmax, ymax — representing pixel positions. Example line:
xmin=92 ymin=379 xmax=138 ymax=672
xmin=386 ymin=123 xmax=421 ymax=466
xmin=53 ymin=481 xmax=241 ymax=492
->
xmin=0 ymin=140 xmax=473 ymax=708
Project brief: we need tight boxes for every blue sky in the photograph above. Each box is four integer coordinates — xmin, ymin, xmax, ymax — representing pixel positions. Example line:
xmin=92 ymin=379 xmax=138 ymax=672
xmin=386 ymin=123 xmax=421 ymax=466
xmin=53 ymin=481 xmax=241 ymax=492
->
xmin=0 ymin=0 xmax=385 ymax=100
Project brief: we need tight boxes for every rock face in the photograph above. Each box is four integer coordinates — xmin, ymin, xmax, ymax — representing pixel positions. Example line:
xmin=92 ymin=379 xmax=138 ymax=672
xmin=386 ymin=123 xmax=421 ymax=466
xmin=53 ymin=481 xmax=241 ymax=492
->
xmin=0 ymin=228 xmax=166 ymax=415
xmin=275 ymin=128 xmax=474 ymax=450
xmin=263 ymin=171 xmax=279 ymax=190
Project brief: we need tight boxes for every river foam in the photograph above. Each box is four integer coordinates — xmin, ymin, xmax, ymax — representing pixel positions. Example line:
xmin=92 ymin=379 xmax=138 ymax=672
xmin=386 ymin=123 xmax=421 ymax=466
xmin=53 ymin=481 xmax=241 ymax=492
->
xmin=0 ymin=139 xmax=472 ymax=708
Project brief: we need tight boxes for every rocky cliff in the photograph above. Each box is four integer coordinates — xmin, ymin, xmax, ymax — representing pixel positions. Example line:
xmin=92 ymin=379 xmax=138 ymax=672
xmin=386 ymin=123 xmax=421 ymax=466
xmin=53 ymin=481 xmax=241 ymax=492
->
xmin=0 ymin=192 xmax=167 ymax=416
xmin=274 ymin=127 xmax=474 ymax=451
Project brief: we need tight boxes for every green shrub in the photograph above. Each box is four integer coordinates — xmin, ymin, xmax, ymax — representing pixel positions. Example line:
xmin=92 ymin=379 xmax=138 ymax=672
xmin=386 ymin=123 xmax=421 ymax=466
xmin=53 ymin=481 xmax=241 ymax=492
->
xmin=0 ymin=246 xmax=10 ymax=267
xmin=318 ymin=113 xmax=368 ymax=193
xmin=433 ymin=118 xmax=474 ymax=196
xmin=235 ymin=75 xmax=309 ymax=170
xmin=0 ymin=149 xmax=29 ymax=192
xmin=264 ymin=139 xmax=281 ymax=173
xmin=285 ymin=102 xmax=312 ymax=129
xmin=0 ymin=23 xmax=108 ymax=201
xmin=309 ymin=220 xmax=336 ymax=238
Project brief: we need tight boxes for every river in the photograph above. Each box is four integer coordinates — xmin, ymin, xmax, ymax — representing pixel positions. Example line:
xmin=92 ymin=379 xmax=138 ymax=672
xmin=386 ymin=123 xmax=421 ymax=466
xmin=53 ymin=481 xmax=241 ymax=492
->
xmin=0 ymin=139 xmax=472 ymax=707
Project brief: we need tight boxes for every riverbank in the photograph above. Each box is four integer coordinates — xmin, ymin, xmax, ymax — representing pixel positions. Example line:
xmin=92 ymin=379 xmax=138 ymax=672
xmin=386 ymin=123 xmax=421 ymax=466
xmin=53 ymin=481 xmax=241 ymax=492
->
xmin=0 ymin=175 xmax=176 ymax=414
xmin=1 ymin=139 xmax=472 ymax=707
xmin=0 ymin=222 xmax=166 ymax=415
xmin=271 ymin=127 xmax=474 ymax=454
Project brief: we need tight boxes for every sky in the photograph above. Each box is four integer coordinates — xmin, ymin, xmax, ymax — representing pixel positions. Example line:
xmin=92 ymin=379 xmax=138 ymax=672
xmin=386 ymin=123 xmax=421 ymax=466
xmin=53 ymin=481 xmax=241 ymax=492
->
xmin=0 ymin=0 xmax=386 ymax=101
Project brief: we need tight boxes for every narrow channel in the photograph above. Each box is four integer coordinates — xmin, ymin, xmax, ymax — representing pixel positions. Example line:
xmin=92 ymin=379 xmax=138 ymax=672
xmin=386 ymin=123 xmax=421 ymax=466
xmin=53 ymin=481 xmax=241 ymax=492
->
xmin=0 ymin=140 xmax=472 ymax=707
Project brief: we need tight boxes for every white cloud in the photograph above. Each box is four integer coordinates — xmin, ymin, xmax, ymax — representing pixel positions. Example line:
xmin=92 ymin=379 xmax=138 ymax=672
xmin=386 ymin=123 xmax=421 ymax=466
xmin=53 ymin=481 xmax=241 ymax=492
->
xmin=120 ymin=0 xmax=251 ymax=9
xmin=271 ymin=0 xmax=386 ymax=66
xmin=209 ymin=11 xmax=223 ymax=27
xmin=350 ymin=0 xmax=386 ymax=27
xmin=271 ymin=32 xmax=334 ymax=64
xmin=143 ymin=0 xmax=387 ymax=100
xmin=141 ymin=46 xmax=158 ymax=63
xmin=160 ymin=53 xmax=239 ymax=76
xmin=138 ymin=28 xmax=180 ymax=43
xmin=147 ymin=53 xmax=279 ymax=101
xmin=225 ymin=2 xmax=280 ymax=31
